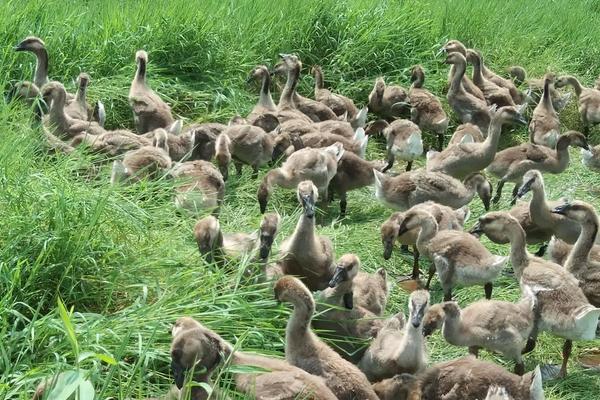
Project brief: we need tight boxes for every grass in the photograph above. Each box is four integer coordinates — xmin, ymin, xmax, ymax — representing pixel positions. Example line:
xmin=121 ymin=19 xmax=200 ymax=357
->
xmin=1 ymin=0 xmax=600 ymax=398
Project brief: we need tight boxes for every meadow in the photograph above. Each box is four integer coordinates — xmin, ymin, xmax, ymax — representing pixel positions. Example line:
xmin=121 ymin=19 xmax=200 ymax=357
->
xmin=1 ymin=0 xmax=600 ymax=398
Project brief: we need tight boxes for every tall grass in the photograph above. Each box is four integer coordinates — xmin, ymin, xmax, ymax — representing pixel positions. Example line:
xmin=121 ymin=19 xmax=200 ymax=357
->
xmin=1 ymin=0 xmax=600 ymax=398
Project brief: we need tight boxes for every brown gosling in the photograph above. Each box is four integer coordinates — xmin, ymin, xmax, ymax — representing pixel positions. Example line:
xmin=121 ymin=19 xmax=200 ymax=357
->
xmin=444 ymin=52 xmax=492 ymax=135
xmin=276 ymin=128 xmax=367 ymax=159
xmin=110 ymin=129 xmax=172 ymax=184
xmin=427 ymin=106 xmax=527 ymax=180
xmin=472 ymin=211 xmax=600 ymax=379
xmin=550 ymin=201 xmax=600 ymax=307
xmin=182 ymin=122 xmax=228 ymax=161
xmin=529 ymin=73 xmax=560 ymax=148
xmin=556 ymin=75 xmax=600 ymax=136
xmin=246 ymin=65 xmax=277 ymax=123
xmin=276 ymin=54 xmax=314 ymax=124
xmin=272 ymin=60 xmax=338 ymax=122
xmin=329 ymin=151 xmax=386 ymax=217
xmin=274 ymin=276 xmax=379 ymax=400
xmin=257 ymin=143 xmax=344 ymax=214
xmin=366 ymin=119 xmax=423 ymax=172
xmin=548 ymin=236 xmax=600 ymax=266
xmin=128 ymin=50 xmax=174 ymax=134
xmin=372 ymin=357 xmax=544 ymax=400
xmin=313 ymin=254 xmax=385 ymax=362
xmin=381 ymin=201 xmax=469 ymax=284
xmin=373 ymin=169 xmax=493 ymax=211
xmin=170 ymin=160 xmax=225 ymax=215
xmin=409 ymin=65 xmax=448 ymax=150
xmin=214 ymin=124 xmax=274 ymax=180
xmin=170 ymin=317 xmax=337 ymax=400
xmin=422 ymin=297 xmax=536 ymax=375
xmin=63 ymin=72 xmax=91 ymax=121
xmin=358 ymin=290 xmax=429 ymax=383
xmin=441 ymin=40 xmax=486 ymax=101
xmin=312 ymin=65 xmax=360 ymax=121
xmin=276 ymin=181 xmax=335 ymax=291
xmin=508 ymin=66 xmax=571 ymax=112
xmin=71 ymin=129 xmax=152 ymax=156
xmin=489 ymin=131 xmax=589 ymax=204
xmin=447 ymin=122 xmax=485 ymax=145
xmin=467 ymin=49 xmax=515 ymax=107
xmin=398 ymin=208 xmax=507 ymax=300
xmin=368 ymin=76 xmax=410 ymax=120
xmin=581 ymin=144 xmax=600 ymax=171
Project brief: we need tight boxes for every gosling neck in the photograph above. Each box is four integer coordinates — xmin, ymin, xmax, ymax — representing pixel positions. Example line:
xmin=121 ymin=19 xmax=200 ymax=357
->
xmin=564 ymin=212 xmax=599 ymax=275
xmin=470 ymin=54 xmax=485 ymax=85
xmin=415 ymin=215 xmax=438 ymax=256
xmin=441 ymin=311 xmax=465 ymax=345
xmin=135 ymin=58 xmax=147 ymax=85
xmin=505 ymin=222 xmax=529 ymax=279
xmin=76 ymin=82 xmax=88 ymax=106
xmin=394 ymin=308 xmax=424 ymax=360
xmin=449 ymin=60 xmax=466 ymax=93
xmin=542 ymin=78 xmax=554 ymax=110
xmin=553 ymin=138 xmax=571 ymax=173
xmin=33 ymin=48 xmax=49 ymax=88
xmin=411 ymin=71 xmax=424 ymax=89
xmin=286 ymin=292 xmax=315 ymax=344
xmin=482 ymin=114 xmax=505 ymax=156
xmin=279 ymin=63 xmax=300 ymax=109
xmin=259 ymin=70 xmax=276 ymax=110
xmin=49 ymin=91 xmax=69 ymax=125
xmin=327 ymin=279 xmax=353 ymax=303
xmin=565 ymin=76 xmax=583 ymax=97
xmin=314 ymin=67 xmax=324 ymax=92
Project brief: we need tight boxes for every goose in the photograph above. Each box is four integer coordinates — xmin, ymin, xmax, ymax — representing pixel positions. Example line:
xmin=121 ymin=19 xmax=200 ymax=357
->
xmin=214 ymin=124 xmax=274 ymax=180
xmin=71 ymin=129 xmax=152 ymax=156
xmin=467 ymin=49 xmax=515 ymax=107
xmin=447 ymin=123 xmax=485 ymax=146
xmin=275 ymin=181 xmax=335 ymax=291
xmin=445 ymin=52 xmax=492 ymax=135
xmin=257 ymin=143 xmax=344 ymax=214
xmin=110 ymin=129 xmax=172 ymax=184
xmin=581 ymin=144 xmax=600 ymax=171
xmin=441 ymin=40 xmax=486 ymax=101
xmin=246 ymin=65 xmax=277 ymax=124
xmin=194 ymin=213 xmax=279 ymax=264
xmin=555 ymin=75 xmax=600 ymax=135
xmin=170 ymin=317 xmax=337 ymax=400
xmin=128 ymin=50 xmax=174 ymax=134
xmin=14 ymin=36 xmax=49 ymax=90
xmin=471 ymin=211 xmax=600 ymax=379
xmin=399 ymin=208 xmax=507 ymax=300
xmin=328 ymin=151 xmax=386 ymax=217
xmin=366 ymin=119 xmax=423 ymax=172
xmin=381 ymin=201 xmax=469 ymax=284
xmin=409 ymin=65 xmax=448 ymax=150
xmin=274 ymin=276 xmax=379 ymax=400
xmin=368 ymin=77 xmax=410 ymax=120
xmin=422 ymin=297 xmax=536 ymax=375
xmin=427 ymin=106 xmax=527 ymax=180
xmin=312 ymin=65 xmax=360 ymax=121
xmin=373 ymin=169 xmax=493 ymax=211
xmin=548 ymin=236 xmax=600 ymax=266
xmin=358 ymin=290 xmax=429 ymax=382
xmin=550 ymin=201 xmax=600 ymax=307
xmin=63 ymin=72 xmax=90 ymax=121
xmin=372 ymin=357 xmax=544 ymax=400
xmin=313 ymin=254 xmax=385 ymax=362
xmin=516 ymin=170 xmax=599 ymax=244
xmin=474 ymin=55 xmax=524 ymax=105
xmin=508 ymin=66 xmax=571 ymax=112
xmin=489 ymin=131 xmax=589 ymax=204
xmin=272 ymin=60 xmax=338 ymax=122
xmin=170 ymin=160 xmax=225 ymax=215
xmin=276 ymin=129 xmax=368 ymax=159
xmin=181 ymin=122 xmax=228 ymax=161
xmin=142 ymin=120 xmax=204 ymax=162
xmin=529 ymin=74 xmax=560 ymax=148
xmin=276 ymin=54 xmax=314 ymax=124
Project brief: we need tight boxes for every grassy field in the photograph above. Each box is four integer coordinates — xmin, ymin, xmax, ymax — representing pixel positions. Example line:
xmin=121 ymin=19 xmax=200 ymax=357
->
xmin=1 ymin=0 xmax=600 ymax=398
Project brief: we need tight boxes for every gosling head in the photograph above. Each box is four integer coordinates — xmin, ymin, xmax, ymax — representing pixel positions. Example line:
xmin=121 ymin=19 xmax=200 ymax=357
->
xmin=247 ymin=65 xmax=269 ymax=83
xmin=297 ymin=180 xmax=318 ymax=218
xmin=561 ymin=130 xmax=590 ymax=151
xmin=372 ymin=373 xmax=417 ymax=400
xmin=41 ymin=81 xmax=67 ymax=102
xmin=381 ymin=213 xmax=402 ymax=260
xmin=172 ymin=316 xmax=201 ymax=338
xmin=170 ymin=324 xmax=223 ymax=389
xmin=14 ymin=36 xmax=46 ymax=52
xmin=135 ymin=49 xmax=148 ymax=65
xmin=465 ymin=49 xmax=480 ymax=64
xmin=442 ymin=40 xmax=467 ymax=56
xmin=193 ymin=216 xmax=222 ymax=260
xmin=516 ymin=170 xmax=543 ymax=199
xmin=258 ymin=212 xmax=280 ymax=260
xmin=470 ymin=212 xmax=519 ymax=243
xmin=77 ymin=73 xmax=90 ymax=90
xmin=554 ymin=75 xmax=569 ymax=89
xmin=422 ymin=303 xmax=445 ymax=336
xmin=273 ymin=275 xmax=313 ymax=309
xmin=271 ymin=60 xmax=287 ymax=77
xmin=551 ymin=201 xmax=598 ymax=224
xmin=279 ymin=53 xmax=300 ymax=70
xmin=444 ymin=51 xmax=467 ymax=67
xmin=465 ymin=173 xmax=493 ymax=211
xmin=494 ymin=106 xmax=528 ymax=126
xmin=410 ymin=65 xmax=425 ymax=83
xmin=408 ymin=290 xmax=430 ymax=328
xmin=329 ymin=254 xmax=361 ymax=309
xmin=373 ymin=77 xmax=386 ymax=97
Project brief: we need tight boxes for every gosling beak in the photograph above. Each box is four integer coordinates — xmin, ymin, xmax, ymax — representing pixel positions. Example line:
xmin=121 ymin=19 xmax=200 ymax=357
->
xmin=171 ymin=360 xmax=186 ymax=389
xmin=14 ymin=42 xmax=27 ymax=52
xmin=259 ymin=233 xmax=274 ymax=260
xmin=551 ymin=203 xmax=570 ymax=215
xmin=469 ymin=222 xmax=483 ymax=236
xmin=343 ymin=292 xmax=354 ymax=310
xmin=435 ymin=47 xmax=447 ymax=57
xmin=516 ymin=178 xmax=534 ymax=198
xmin=302 ymin=194 xmax=315 ymax=218
xmin=411 ymin=304 xmax=426 ymax=328
xmin=328 ymin=266 xmax=348 ymax=288
xmin=383 ymin=240 xmax=393 ymax=260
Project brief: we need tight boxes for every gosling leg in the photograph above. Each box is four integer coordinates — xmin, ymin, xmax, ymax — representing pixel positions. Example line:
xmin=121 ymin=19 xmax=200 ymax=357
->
xmin=510 ymin=184 xmax=519 ymax=206
xmin=468 ymin=346 xmax=480 ymax=358
xmin=492 ymin=179 xmax=506 ymax=204
xmin=339 ymin=192 xmax=348 ymax=218
xmin=559 ymin=340 xmax=572 ymax=378
xmin=443 ymin=288 xmax=452 ymax=301
xmin=382 ymin=155 xmax=395 ymax=173
xmin=425 ymin=265 xmax=435 ymax=290
xmin=251 ymin=165 xmax=259 ymax=180
xmin=411 ymin=247 xmax=420 ymax=279
xmin=234 ymin=161 xmax=243 ymax=175
xmin=437 ymin=133 xmax=444 ymax=151
xmin=484 ymin=282 xmax=493 ymax=299
xmin=514 ymin=360 xmax=525 ymax=376
xmin=405 ymin=161 xmax=413 ymax=172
